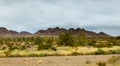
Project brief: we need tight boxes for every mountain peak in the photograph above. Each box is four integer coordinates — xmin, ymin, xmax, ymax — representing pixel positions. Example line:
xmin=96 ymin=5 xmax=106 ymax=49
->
xmin=98 ymin=32 xmax=110 ymax=37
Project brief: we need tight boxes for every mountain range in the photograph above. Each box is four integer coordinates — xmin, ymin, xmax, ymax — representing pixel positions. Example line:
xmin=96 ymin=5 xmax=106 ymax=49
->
xmin=0 ymin=27 xmax=110 ymax=37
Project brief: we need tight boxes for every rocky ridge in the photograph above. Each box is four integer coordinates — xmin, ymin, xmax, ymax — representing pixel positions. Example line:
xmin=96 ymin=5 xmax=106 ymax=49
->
xmin=0 ymin=27 xmax=110 ymax=37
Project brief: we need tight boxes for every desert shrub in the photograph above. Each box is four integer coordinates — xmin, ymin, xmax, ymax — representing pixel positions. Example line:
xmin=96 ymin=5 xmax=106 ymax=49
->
xmin=19 ymin=45 xmax=26 ymax=50
xmin=94 ymin=48 xmax=107 ymax=55
xmin=33 ymin=37 xmax=45 ymax=50
xmin=9 ymin=54 xmax=21 ymax=57
xmin=44 ymin=37 xmax=57 ymax=51
xmin=9 ymin=46 xmax=18 ymax=50
xmin=4 ymin=50 xmax=12 ymax=57
xmin=38 ymin=44 xmax=52 ymax=50
xmin=28 ymin=53 xmax=46 ymax=57
xmin=87 ymin=39 xmax=96 ymax=46
xmin=75 ymin=32 xmax=88 ymax=46
xmin=86 ymin=60 xmax=91 ymax=64
xmin=96 ymin=62 xmax=106 ymax=66
xmin=115 ymin=49 xmax=120 ymax=54
xmin=108 ymin=50 xmax=116 ymax=54
xmin=38 ymin=59 xmax=43 ymax=64
xmin=28 ymin=53 xmax=37 ymax=57
xmin=58 ymin=32 xmax=74 ymax=46
xmin=38 ymin=53 xmax=46 ymax=57
xmin=71 ymin=52 xmax=80 ymax=56
xmin=108 ymin=56 xmax=117 ymax=64
xmin=34 ymin=37 xmax=43 ymax=45
xmin=108 ymin=49 xmax=120 ymax=54
xmin=45 ymin=37 xmax=54 ymax=45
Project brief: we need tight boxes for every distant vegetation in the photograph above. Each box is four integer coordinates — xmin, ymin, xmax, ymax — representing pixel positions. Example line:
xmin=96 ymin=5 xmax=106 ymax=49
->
xmin=0 ymin=32 xmax=120 ymax=57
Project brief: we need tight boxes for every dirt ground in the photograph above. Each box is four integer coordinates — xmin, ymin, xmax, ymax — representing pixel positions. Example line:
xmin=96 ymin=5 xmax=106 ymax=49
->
xmin=0 ymin=54 xmax=119 ymax=66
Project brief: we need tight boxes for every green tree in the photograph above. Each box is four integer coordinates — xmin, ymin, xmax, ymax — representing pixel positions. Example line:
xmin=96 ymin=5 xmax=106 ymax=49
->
xmin=34 ymin=37 xmax=43 ymax=50
xmin=75 ymin=32 xmax=87 ymax=46
xmin=58 ymin=32 xmax=74 ymax=46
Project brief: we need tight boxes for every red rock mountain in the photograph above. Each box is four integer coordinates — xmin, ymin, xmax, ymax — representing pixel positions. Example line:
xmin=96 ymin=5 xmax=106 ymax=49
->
xmin=35 ymin=27 xmax=111 ymax=37
xmin=0 ymin=27 xmax=110 ymax=37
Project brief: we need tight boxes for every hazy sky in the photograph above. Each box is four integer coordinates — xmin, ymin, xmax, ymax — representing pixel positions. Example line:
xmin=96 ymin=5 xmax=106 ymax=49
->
xmin=0 ymin=0 xmax=120 ymax=36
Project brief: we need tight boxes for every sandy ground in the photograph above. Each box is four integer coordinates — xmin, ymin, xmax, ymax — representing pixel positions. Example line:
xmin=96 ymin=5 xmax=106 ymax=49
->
xmin=0 ymin=54 xmax=119 ymax=66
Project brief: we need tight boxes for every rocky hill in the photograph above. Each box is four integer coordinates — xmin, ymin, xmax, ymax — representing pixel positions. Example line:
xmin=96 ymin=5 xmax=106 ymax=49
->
xmin=35 ymin=27 xmax=110 ymax=37
xmin=0 ymin=27 xmax=110 ymax=37
xmin=0 ymin=27 xmax=31 ymax=37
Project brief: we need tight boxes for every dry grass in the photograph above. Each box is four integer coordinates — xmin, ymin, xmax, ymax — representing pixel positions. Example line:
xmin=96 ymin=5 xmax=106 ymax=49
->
xmin=0 ymin=46 xmax=120 ymax=57
xmin=38 ymin=59 xmax=43 ymax=64
xmin=102 ymin=46 xmax=120 ymax=51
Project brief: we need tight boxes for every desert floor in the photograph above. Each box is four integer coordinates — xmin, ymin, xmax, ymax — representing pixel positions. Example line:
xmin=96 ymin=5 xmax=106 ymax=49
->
xmin=0 ymin=54 xmax=120 ymax=66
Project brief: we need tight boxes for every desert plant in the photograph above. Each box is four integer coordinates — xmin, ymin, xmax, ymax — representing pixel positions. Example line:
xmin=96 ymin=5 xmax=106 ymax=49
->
xmin=58 ymin=32 xmax=74 ymax=46
xmin=38 ymin=59 xmax=43 ymax=64
xmin=28 ymin=53 xmax=37 ymax=57
xmin=38 ymin=44 xmax=52 ymax=50
xmin=4 ymin=50 xmax=12 ymax=57
xmin=71 ymin=52 xmax=80 ymax=56
xmin=108 ymin=56 xmax=117 ymax=64
xmin=108 ymin=50 xmax=116 ymax=54
xmin=115 ymin=49 xmax=120 ymax=54
xmin=38 ymin=53 xmax=46 ymax=57
xmin=94 ymin=48 xmax=107 ymax=55
xmin=86 ymin=60 xmax=91 ymax=64
xmin=75 ymin=32 xmax=88 ymax=46
xmin=34 ymin=37 xmax=43 ymax=45
xmin=96 ymin=61 xmax=106 ymax=66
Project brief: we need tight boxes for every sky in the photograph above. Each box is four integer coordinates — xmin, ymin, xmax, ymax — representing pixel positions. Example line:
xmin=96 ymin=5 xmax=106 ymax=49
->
xmin=0 ymin=0 xmax=120 ymax=36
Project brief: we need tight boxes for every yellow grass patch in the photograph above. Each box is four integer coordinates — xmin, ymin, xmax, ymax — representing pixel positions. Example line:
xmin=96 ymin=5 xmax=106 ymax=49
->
xmin=0 ymin=46 xmax=120 ymax=57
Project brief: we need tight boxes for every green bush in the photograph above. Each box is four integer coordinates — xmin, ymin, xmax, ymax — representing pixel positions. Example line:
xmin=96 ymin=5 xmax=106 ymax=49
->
xmin=58 ymin=32 xmax=74 ymax=46
xmin=94 ymin=49 xmax=107 ymax=55
xmin=9 ymin=54 xmax=21 ymax=57
xmin=34 ymin=37 xmax=43 ymax=46
xmin=86 ymin=60 xmax=91 ymax=64
xmin=75 ymin=32 xmax=88 ymax=46
xmin=108 ymin=49 xmax=120 ymax=54
xmin=71 ymin=52 xmax=80 ymax=56
xmin=38 ymin=44 xmax=52 ymax=50
xmin=96 ymin=62 xmax=106 ymax=66
xmin=108 ymin=50 xmax=116 ymax=54
xmin=115 ymin=49 xmax=120 ymax=54
xmin=4 ymin=50 xmax=12 ymax=57
xmin=28 ymin=53 xmax=37 ymax=57
xmin=38 ymin=53 xmax=46 ymax=57
xmin=9 ymin=46 xmax=19 ymax=50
